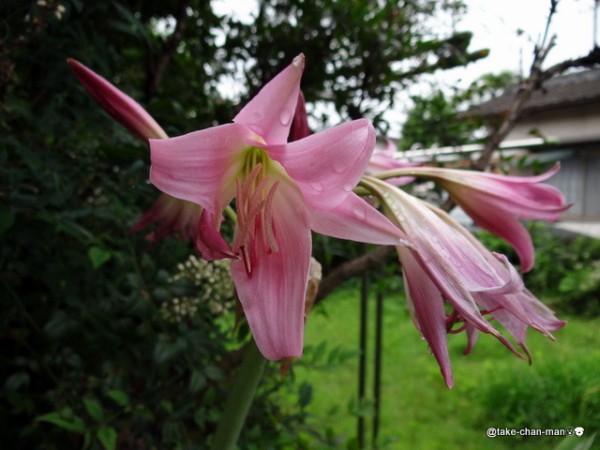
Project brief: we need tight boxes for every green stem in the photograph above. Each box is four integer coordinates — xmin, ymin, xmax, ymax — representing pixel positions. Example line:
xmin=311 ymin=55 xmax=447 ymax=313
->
xmin=371 ymin=168 xmax=418 ymax=180
xmin=211 ymin=339 xmax=266 ymax=450
xmin=224 ymin=205 xmax=237 ymax=223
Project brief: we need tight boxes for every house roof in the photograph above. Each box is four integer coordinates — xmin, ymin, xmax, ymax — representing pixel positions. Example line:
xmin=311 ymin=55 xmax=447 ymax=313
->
xmin=471 ymin=67 xmax=600 ymax=117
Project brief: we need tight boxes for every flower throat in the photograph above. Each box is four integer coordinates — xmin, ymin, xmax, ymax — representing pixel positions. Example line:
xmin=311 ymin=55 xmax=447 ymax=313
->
xmin=233 ymin=147 xmax=281 ymax=276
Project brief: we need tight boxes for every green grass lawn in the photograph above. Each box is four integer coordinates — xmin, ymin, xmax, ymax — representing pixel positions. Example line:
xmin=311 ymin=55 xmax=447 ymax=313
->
xmin=291 ymin=282 xmax=600 ymax=450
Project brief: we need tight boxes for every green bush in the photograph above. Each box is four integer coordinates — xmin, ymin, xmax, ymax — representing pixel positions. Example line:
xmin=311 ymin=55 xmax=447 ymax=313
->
xmin=476 ymin=356 xmax=600 ymax=445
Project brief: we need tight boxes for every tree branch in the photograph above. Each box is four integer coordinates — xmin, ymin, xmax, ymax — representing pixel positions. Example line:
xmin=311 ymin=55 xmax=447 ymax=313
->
xmin=315 ymin=246 xmax=394 ymax=305
xmin=145 ymin=0 xmax=189 ymax=100
xmin=475 ymin=45 xmax=600 ymax=170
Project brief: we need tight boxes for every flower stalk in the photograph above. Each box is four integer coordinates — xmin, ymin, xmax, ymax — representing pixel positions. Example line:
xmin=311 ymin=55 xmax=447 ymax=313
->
xmin=372 ymin=164 xmax=569 ymax=272
xmin=211 ymin=339 xmax=266 ymax=450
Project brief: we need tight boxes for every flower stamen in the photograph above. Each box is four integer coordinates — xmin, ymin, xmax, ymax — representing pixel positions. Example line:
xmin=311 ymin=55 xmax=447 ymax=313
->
xmin=233 ymin=159 xmax=281 ymax=276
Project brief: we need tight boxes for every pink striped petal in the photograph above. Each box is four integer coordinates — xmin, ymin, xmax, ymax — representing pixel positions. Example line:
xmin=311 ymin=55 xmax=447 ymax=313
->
xmin=461 ymin=200 xmax=536 ymax=272
xmin=230 ymin=182 xmax=311 ymax=360
xmin=269 ymin=119 xmax=375 ymax=210
xmin=195 ymin=209 xmax=234 ymax=260
xmin=308 ymin=193 xmax=408 ymax=245
xmin=400 ymin=247 xmax=453 ymax=388
xmin=234 ymin=54 xmax=304 ymax=145
xmin=395 ymin=164 xmax=569 ymax=271
xmin=149 ymin=123 xmax=254 ymax=214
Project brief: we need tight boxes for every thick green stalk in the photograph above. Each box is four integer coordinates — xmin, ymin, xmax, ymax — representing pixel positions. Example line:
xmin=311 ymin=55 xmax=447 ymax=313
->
xmin=211 ymin=339 xmax=266 ymax=450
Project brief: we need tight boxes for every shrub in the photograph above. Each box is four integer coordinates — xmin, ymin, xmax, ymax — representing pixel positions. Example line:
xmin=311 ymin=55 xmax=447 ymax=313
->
xmin=476 ymin=356 xmax=600 ymax=445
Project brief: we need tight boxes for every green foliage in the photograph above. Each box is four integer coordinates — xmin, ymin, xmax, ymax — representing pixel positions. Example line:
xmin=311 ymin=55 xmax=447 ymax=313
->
xmin=401 ymin=71 xmax=517 ymax=149
xmin=477 ymin=224 xmax=600 ymax=317
xmin=402 ymin=90 xmax=474 ymax=148
xmin=296 ymin=285 xmax=600 ymax=450
xmin=477 ymin=357 xmax=600 ymax=446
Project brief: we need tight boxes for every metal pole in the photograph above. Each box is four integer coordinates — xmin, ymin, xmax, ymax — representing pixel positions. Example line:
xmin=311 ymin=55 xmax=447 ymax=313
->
xmin=358 ymin=271 xmax=368 ymax=448
xmin=372 ymin=288 xmax=384 ymax=447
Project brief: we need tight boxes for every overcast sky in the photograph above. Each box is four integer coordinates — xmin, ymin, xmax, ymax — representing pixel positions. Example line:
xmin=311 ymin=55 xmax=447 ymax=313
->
xmin=390 ymin=0 xmax=597 ymax=136
xmin=446 ymin=0 xmax=596 ymax=86
xmin=212 ymin=0 xmax=597 ymax=136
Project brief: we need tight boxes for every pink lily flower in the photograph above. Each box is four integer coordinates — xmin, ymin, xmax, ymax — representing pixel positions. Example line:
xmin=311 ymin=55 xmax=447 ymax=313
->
xmin=362 ymin=176 xmax=565 ymax=388
xmin=377 ymin=165 xmax=570 ymax=272
xmin=366 ymin=139 xmax=421 ymax=186
xmin=68 ymin=58 xmax=206 ymax=245
xmin=149 ymin=55 xmax=408 ymax=360
xmin=67 ymin=58 xmax=168 ymax=140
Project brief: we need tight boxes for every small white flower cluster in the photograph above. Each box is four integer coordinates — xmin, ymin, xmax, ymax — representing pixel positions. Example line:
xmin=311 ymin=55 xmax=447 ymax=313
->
xmin=25 ymin=1 xmax=66 ymax=23
xmin=37 ymin=0 xmax=66 ymax=19
xmin=161 ymin=256 xmax=236 ymax=322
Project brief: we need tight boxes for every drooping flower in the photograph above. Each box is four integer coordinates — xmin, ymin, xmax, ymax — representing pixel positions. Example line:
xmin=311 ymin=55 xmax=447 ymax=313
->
xmin=68 ymin=58 xmax=204 ymax=244
xmin=362 ymin=176 xmax=565 ymax=388
xmin=149 ymin=54 xmax=408 ymax=360
xmin=375 ymin=164 xmax=570 ymax=272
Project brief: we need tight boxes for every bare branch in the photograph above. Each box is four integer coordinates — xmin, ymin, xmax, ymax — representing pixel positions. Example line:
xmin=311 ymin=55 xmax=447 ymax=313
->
xmin=145 ymin=0 xmax=189 ymax=100
xmin=475 ymin=45 xmax=600 ymax=170
xmin=315 ymin=246 xmax=394 ymax=305
xmin=539 ymin=0 xmax=558 ymax=51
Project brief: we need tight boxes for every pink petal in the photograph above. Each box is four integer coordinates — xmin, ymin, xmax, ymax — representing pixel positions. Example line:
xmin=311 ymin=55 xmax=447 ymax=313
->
xmin=399 ymin=164 xmax=569 ymax=221
xmin=374 ymin=179 xmax=509 ymax=293
xmin=67 ymin=59 xmax=167 ymax=140
xmin=452 ymin=182 xmax=568 ymax=222
xmin=400 ymin=247 xmax=454 ymax=388
xmin=195 ymin=209 xmax=234 ymax=260
xmin=475 ymin=292 xmax=530 ymax=343
xmin=409 ymin=247 xmax=501 ymax=337
xmin=288 ymin=91 xmax=312 ymax=142
xmin=463 ymin=324 xmax=479 ymax=355
xmin=269 ymin=119 xmax=375 ymax=210
xmin=308 ymin=193 xmax=409 ymax=245
xmin=149 ymin=123 xmax=254 ymax=213
xmin=363 ymin=177 xmax=524 ymax=355
xmin=520 ymin=289 xmax=566 ymax=332
xmin=233 ymin=54 xmax=304 ymax=145
xmin=460 ymin=200 xmax=536 ymax=272
xmin=131 ymin=193 xmax=201 ymax=242
xmin=469 ymin=163 xmax=561 ymax=184
xmin=230 ymin=182 xmax=311 ymax=360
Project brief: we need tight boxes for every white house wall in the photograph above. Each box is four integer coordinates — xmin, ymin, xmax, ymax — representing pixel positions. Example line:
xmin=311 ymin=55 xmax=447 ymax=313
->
xmin=503 ymin=103 xmax=600 ymax=144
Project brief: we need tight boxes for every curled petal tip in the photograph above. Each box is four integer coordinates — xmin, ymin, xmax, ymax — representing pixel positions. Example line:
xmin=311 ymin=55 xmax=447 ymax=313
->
xmin=292 ymin=53 xmax=305 ymax=68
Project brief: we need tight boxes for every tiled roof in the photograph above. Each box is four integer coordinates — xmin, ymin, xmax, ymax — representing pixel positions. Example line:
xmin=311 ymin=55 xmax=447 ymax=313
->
xmin=470 ymin=68 xmax=600 ymax=117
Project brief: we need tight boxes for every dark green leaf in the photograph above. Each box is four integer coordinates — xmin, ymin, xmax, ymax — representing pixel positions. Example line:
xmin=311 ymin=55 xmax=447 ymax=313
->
xmin=106 ymin=389 xmax=129 ymax=408
xmin=88 ymin=246 xmax=112 ymax=269
xmin=36 ymin=411 xmax=86 ymax=433
xmin=96 ymin=426 xmax=117 ymax=450
xmin=83 ymin=397 xmax=104 ymax=422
